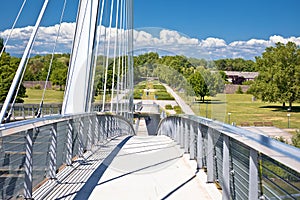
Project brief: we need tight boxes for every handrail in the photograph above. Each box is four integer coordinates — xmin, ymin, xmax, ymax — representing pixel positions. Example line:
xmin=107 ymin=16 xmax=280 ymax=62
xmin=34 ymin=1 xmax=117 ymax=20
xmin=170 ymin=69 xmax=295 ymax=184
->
xmin=183 ymin=114 xmax=300 ymax=172
xmin=0 ymin=112 xmax=134 ymax=199
xmin=157 ymin=115 xmax=300 ymax=200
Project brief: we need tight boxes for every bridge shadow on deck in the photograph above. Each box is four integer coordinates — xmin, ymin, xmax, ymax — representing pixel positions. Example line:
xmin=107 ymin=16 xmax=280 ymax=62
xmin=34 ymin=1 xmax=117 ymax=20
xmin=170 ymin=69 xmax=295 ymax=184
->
xmin=72 ymin=136 xmax=132 ymax=200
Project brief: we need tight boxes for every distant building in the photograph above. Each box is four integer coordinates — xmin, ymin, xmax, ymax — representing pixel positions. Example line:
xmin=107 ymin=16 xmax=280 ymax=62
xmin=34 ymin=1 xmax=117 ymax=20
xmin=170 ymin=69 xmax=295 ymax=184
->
xmin=224 ymin=71 xmax=258 ymax=84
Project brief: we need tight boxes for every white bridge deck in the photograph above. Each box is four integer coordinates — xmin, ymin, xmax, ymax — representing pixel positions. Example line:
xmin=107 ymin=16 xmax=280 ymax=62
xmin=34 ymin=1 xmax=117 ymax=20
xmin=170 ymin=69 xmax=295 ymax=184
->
xmin=33 ymin=135 xmax=221 ymax=199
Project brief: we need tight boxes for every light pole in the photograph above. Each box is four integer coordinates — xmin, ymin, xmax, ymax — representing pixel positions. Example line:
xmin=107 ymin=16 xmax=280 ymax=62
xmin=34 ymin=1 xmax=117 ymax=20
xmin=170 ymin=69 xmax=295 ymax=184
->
xmin=228 ymin=112 xmax=231 ymax=124
xmin=287 ymin=113 xmax=291 ymax=128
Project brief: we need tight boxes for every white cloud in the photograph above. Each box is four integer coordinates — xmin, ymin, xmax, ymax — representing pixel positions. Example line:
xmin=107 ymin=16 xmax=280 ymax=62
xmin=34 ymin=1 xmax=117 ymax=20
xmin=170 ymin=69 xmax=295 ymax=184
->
xmin=1 ymin=23 xmax=300 ymax=60
xmin=200 ymin=37 xmax=227 ymax=48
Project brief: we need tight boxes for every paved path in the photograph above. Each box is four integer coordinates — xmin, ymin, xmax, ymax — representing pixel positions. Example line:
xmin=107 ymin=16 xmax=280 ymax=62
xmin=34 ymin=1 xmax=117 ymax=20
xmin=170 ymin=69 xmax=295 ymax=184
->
xmin=33 ymin=135 xmax=221 ymax=200
xmin=163 ymin=84 xmax=195 ymax=115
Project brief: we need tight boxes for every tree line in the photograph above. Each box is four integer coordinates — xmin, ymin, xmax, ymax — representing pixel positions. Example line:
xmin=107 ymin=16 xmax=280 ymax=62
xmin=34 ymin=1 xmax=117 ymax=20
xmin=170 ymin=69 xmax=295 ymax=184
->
xmin=1 ymin=37 xmax=300 ymax=109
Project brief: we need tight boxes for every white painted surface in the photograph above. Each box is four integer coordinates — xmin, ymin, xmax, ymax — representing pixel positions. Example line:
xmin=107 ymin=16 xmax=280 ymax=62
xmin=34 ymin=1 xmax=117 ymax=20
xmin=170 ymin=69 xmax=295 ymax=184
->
xmin=62 ymin=0 xmax=98 ymax=114
xmin=89 ymin=136 xmax=221 ymax=200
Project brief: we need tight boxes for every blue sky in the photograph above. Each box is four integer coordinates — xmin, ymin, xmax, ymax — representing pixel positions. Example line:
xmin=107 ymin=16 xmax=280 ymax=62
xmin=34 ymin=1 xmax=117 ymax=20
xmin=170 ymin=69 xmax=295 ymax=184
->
xmin=0 ymin=0 xmax=300 ymax=59
xmin=134 ymin=0 xmax=300 ymax=42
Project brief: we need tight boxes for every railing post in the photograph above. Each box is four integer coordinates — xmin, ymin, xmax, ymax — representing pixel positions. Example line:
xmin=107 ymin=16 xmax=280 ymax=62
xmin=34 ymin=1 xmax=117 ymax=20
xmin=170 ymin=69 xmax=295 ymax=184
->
xmin=207 ymin=127 xmax=214 ymax=183
xmin=197 ymin=125 xmax=203 ymax=169
xmin=78 ymin=118 xmax=84 ymax=157
xmin=190 ymin=121 xmax=195 ymax=159
xmin=94 ymin=116 xmax=99 ymax=144
xmin=174 ymin=118 xmax=177 ymax=141
xmin=184 ymin=119 xmax=189 ymax=153
xmin=222 ymin=135 xmax=230 ymax=200
xmin=180 ymin=119 xmax=184 ymax=148
xmin=176 ymin=118 xmax=180 ymax=144
xmin=49 ymin=124 xmax=57 ymax=179
xmin=24 ymin=129 xmax=33 ymax=199
xmin=249 ymin=148 xmax=258 ymax=200
xmin=87 ymin=116 xmax=92 ymax=150
xmin=66 ymin=119 xmax=73 ymax=166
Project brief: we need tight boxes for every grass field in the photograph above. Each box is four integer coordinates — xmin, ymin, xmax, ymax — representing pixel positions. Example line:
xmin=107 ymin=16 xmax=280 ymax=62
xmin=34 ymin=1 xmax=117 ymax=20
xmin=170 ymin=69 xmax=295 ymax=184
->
xmin=24 ymin=89 xmax=111 ymax=104
xmin=24 ymin=88 xmax=300 ymax=131
xmin=188 ymin=93 xmax=300 ymax=130
xmin=23 ymin=89 xmax=64 ymax=103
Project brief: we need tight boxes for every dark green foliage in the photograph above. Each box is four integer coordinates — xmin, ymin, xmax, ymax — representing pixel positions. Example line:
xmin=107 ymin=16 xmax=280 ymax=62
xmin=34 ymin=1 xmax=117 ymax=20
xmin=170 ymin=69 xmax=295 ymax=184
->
xmin=165 ymin=104 xmax=173 ymax=110
xmin=173 ymin=105 xmax=182 ymax=114
xmin=249 ymin=42 xmax=300 ymax=109
xmin=188 ymin=71 xmax=208 ymax=102
xmin=155 ymin=91 xmax=174 ymax=100
xmin=133 ymin=89 xmax=143 ymax=99
xmin=292 ymin=130 xmax=300 ymax=148
xmin=0 ymin=37 xmax=4 ymax=52
xmin=135 ymin=84 xmax=146 ymax=89
xmin=214 ymin=58 xmax=257 ymax=72
xmin=236 ymin=86 xmax=244 ymax=94
xmin=0 ymin=52 xmax=26 ymax=103
xmin=153 ymin=84 xmax=166 ymax=90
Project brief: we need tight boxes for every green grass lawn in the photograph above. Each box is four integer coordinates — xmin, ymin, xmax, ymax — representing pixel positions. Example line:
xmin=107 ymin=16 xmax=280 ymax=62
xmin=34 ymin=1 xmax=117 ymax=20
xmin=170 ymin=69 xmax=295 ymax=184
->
xmin=189 ymin=93 xmax=300 ymax=130
xmin=24 ymin=89 xmax=111 ymax=104
xmin=24 ymin=89 xmax=64 ymax=103
xmin=24 ymin=88 xmax=300 ymax=130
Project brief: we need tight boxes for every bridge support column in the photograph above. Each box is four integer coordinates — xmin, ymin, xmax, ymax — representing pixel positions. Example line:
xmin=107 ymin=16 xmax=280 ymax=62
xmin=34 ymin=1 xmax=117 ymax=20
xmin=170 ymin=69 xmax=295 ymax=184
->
xmin=24 ymin=129 xmax=33 ymax=199
xmin=190 ymin=122 xmax=195 ymax=159
xmin=49 ymin=124 xmax=57 ymax=179
xmin=66 ymin=120 xmax=73 ymax=166
xmin=184 ymin=120 xmax=189 ymax=153
xmin=207 ymin=127 xmax=214 ymax=183
xmin=197 ymin=125 xmax=203 ymax=169
xmin=222 ymin=135 xmax=230 ymax=200
xmin=249 ymin=148 xmax=258 ymax=200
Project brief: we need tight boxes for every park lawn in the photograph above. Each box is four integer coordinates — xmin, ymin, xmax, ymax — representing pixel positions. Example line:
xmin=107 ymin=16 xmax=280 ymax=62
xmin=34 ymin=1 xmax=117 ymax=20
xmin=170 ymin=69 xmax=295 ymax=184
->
xmin=24 ymin=89 xmax=64 ymax=104
xmin=24 ymin=89 xmax=112 ymax=104
xmin=193 ymin=94 xmax=300 ymax=130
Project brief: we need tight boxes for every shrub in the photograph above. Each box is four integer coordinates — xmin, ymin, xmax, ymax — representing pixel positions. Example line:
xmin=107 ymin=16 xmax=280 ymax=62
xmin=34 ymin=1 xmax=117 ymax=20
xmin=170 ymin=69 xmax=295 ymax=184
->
xmin=34 ymin=84 xmax=41 ymax=90
xmin=155 ymin=91 xmax=175 ymax=100
xmin=135 ymin=84 xmax=146 ymax=89
xmin=153 ymin=84 xmax=166 ymax=90
xmin=174 ymin=105 xmax=183 ymax=114
xmin=235 ymin=86 xmax=244 ymax=94
xmin=165 ymin=104 xmax=173 ymax=110
xmin=133 ymin=89 xmax=143 ymax=99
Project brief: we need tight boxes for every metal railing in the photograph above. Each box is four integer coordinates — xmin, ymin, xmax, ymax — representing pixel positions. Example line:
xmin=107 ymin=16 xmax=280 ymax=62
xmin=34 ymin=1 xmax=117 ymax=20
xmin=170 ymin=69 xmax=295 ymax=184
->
xmin=0 ymin=113 xmax=134 ymax=199
xmin=157 ymin=115 xmax=300 ymax=200
xmin=0 ymin=103 xmax=132 ymax=122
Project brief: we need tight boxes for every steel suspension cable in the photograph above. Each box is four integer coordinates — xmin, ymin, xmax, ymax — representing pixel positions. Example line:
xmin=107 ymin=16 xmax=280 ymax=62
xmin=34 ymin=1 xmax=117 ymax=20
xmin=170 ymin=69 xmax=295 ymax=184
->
xmin=116 ymin=0 xmax=124 ymax=114
xmin=0 ymin=0 xmax=50 ymax=123
xmin=91 ymin=0 xmax=105 ymax=112
xmin=102 ymin=0 xmax=115 ymax=112
xmin=110 ymin=0 xmax=120 ymax=113
xmin=0 ymin=0 xmax=27 ymax=58
xmin=37 ymin=0 xmax=67 ymax=117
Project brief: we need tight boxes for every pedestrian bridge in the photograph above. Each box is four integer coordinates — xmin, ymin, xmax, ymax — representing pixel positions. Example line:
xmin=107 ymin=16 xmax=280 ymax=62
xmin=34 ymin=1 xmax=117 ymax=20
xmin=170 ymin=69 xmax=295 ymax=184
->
xmin=1 ymin=0 xmax=300 ymax=199
xmin=1 ymin=112 xmax=300 ymax=199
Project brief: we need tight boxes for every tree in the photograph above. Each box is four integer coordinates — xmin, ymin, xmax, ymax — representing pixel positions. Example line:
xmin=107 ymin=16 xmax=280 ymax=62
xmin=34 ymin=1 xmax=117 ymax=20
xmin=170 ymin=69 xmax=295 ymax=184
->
xmin=292 ymin=130 xmax=300 ymax=148
xmin=50 ymin=60 xmax=68 ymax=90
xmin=249 ymin=42 xmax=300 ymax=109
xmin=188 ymin=71 xmax=208 ymax=102
xmin=0 ymin=52 xmax=26 ymax=103
xmin=0 ymin=37 xmax=4 ymax=53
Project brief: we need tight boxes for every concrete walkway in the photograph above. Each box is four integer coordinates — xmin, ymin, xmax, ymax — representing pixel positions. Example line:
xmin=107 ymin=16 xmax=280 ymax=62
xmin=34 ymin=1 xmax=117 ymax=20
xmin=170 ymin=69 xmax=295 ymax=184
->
xmin=33 ymin=135 xmax=221 ymax=200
